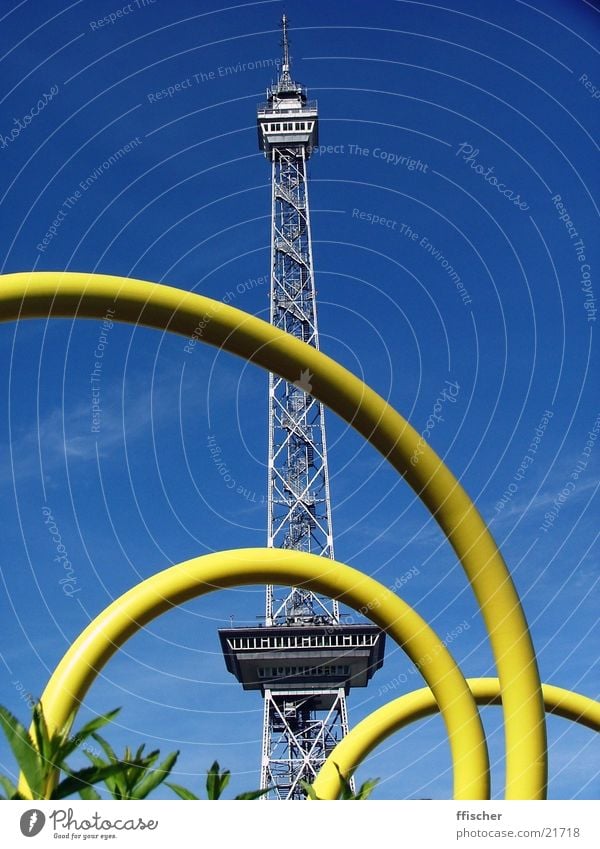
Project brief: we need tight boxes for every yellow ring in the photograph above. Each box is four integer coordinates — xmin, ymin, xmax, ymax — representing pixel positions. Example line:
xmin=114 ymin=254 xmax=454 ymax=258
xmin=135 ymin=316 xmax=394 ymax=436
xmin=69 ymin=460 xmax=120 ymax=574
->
xmin=313 ymin=678 xmax=600 ymax=799
xmin=1 ymin=271 xmax=546 ymax=798
xmin=19 ymin=549 xmax=488 ymax=799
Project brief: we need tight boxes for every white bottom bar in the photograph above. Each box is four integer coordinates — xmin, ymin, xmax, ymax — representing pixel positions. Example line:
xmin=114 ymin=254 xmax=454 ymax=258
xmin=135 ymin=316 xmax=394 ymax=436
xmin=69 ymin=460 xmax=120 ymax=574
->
xmin=3 ymin=800 xmax=598 ymax=847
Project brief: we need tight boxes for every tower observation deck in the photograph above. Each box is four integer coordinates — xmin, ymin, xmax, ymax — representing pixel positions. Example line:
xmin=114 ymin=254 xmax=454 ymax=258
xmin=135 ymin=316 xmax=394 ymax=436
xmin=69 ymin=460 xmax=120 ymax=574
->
xmin=218 ymin=16 xmax=385 ymax=800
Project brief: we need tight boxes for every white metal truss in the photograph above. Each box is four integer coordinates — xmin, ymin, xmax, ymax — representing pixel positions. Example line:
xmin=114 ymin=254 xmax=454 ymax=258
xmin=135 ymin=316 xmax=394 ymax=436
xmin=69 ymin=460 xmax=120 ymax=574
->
xmin=257 ymin=16 xmax=353 ymax=800
xmin=261 ymin=144 xmax=352 ymax=798
xmin=260 ymin=689 xmax=348 ymax=799
xmin=265 ymin=147 xmax=338 ymax=628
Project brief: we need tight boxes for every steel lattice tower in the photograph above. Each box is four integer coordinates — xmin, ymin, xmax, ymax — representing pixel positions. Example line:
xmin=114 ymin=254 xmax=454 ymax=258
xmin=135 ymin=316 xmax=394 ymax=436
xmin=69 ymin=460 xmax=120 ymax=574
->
xmin=219 ymin=17 xmax=385 ymax=800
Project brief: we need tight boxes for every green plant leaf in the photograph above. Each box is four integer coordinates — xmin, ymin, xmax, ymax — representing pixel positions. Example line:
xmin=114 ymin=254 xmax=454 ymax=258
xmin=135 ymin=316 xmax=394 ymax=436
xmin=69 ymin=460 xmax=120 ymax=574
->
xmin=83 ymin=750 xmax=122 ymax=798
xmin=332 ymin=763 xmax=354 ymax=799
xmin=84 ymin=743 xmax=169 ymax=801
xmin=91 ymin=732 xmax=118 ymax=764
xmin=299 ymin=779 xmax=321 ymax=800
xmin=354 ymin=778 xmax=379 ymax=799
xmin=206 ymin=761 xmax=230 ymax=800
xmin=332 ymin=763 xmax=378 ymax=799
xmin=78 ymin=786 xmax=102 ymax=800
xmin=83 ymin=751 xmax=105 ymax=769
xmin=166 ymin=782 xmax=199 ymax=800
xmin=132 ymin=750 xmax=179 ymax=800
xmin=61 ymin=709 xmax=121 ymax=760
xmin=53 ymin=761 xmax=140 ymax=800
xmin=121 ymin=749 xmax=160 ymax=800
xmin=31 ymin=704 xmax=52 ymax=767
xmin=234 ymin=787 xmax=271 ymax=800
xmin=0 ymin=706 xmax=42 ymax=797
xmin=0 ymin=774 xmax=20 ymax=800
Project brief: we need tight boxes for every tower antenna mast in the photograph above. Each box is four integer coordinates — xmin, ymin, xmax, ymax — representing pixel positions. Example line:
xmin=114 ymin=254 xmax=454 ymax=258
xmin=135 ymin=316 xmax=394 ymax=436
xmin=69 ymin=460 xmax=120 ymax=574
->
xmin=219 ymin=16 xmax=385 ymax=799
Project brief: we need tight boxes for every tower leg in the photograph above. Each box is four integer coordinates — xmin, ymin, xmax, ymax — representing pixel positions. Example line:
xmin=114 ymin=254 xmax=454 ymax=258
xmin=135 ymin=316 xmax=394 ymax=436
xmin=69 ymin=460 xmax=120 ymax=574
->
xmin=261 ymin=689 xmax=349 ymax=799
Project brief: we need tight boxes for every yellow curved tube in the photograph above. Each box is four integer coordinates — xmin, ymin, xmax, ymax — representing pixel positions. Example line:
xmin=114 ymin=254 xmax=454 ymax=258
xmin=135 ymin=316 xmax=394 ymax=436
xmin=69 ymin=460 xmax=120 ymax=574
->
xmin=0 ymin=271 xmax=546 ymax=798
xmin=313 ymin=678 xmax=600 ymax=799
xmin=19 ymin=549 xmax=488 ymax=800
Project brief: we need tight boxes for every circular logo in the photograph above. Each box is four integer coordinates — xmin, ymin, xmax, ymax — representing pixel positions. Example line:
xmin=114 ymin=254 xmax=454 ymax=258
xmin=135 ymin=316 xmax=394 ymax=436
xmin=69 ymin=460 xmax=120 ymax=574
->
xmin=20 ymin=810 xmax=46 ymax=837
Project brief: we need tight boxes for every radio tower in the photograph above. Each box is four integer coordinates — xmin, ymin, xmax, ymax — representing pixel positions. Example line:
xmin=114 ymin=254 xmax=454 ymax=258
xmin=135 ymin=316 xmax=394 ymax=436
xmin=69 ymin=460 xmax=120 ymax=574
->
xmin=219 ymin=16 xmax=385 ymax=799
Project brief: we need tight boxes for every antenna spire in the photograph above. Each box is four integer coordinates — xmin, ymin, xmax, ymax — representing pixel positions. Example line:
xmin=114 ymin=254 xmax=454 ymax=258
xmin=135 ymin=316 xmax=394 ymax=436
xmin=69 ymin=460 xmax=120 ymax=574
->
xmin=280 ymin=14 xmax=291 ymax=84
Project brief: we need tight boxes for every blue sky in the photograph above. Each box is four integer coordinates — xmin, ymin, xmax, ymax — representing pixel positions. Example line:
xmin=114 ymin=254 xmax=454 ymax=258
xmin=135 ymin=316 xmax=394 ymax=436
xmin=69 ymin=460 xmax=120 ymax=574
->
xmin=0 ymin=0 xmax=598 ymax=800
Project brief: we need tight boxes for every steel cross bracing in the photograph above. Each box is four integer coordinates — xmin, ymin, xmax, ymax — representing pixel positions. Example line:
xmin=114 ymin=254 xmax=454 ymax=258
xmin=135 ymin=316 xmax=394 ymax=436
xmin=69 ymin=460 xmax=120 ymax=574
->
xmin=209 ymin=14 xmax=368 ymax=801
xmin=260 ymin=143 xmax=350 ymax=799
xmin=265 ymin=147 xmax=338 ymax=628
xmin=261 ymin=689 xmax=350 ymax=799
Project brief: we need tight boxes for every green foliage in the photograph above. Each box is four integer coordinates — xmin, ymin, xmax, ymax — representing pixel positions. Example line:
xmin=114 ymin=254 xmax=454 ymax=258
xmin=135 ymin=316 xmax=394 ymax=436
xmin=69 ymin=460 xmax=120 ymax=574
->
xmin=0 ymin=703 xmax=131 ymax=800
xmin=166 ymin=781 xmax=200 ymax=800
xmin=233 ymin=787 xmax=271 ymax=800
xmin=300 ymin=763 xmax=379 ymax=800
xmin=0 ymin=701 xmax=282 ymax=802
xmin=300 ymin=779 xmax=320 ymax=799
xmin=166 ymin=760 xmax=269 ymax=800
xmin=0 ymin=701 xmax=173 ymax=801
xmin=81 ymin=734 xmax=179 ymax=800
xmin=0 ymin=774 xmax=19 ymax=800
xmin=206 ymin=760 xmax=231 ymax=800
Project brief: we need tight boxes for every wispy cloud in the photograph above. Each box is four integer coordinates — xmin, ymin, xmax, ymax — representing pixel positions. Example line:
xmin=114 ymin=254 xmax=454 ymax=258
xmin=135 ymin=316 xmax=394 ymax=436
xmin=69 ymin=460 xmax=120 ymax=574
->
xmin=0 ymin=362 xmax=194 ymax=485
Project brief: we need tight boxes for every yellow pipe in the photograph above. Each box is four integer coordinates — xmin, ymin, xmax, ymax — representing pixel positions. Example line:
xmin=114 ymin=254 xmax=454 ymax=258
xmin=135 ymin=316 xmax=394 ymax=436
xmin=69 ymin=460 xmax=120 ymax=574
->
xmin=313 ymin=678 xmax=600 ymax=799
xmin=0 ymin=271 xmax=546 ymax=797
xmin=19 ymin=549 xmax=488 ymax=800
